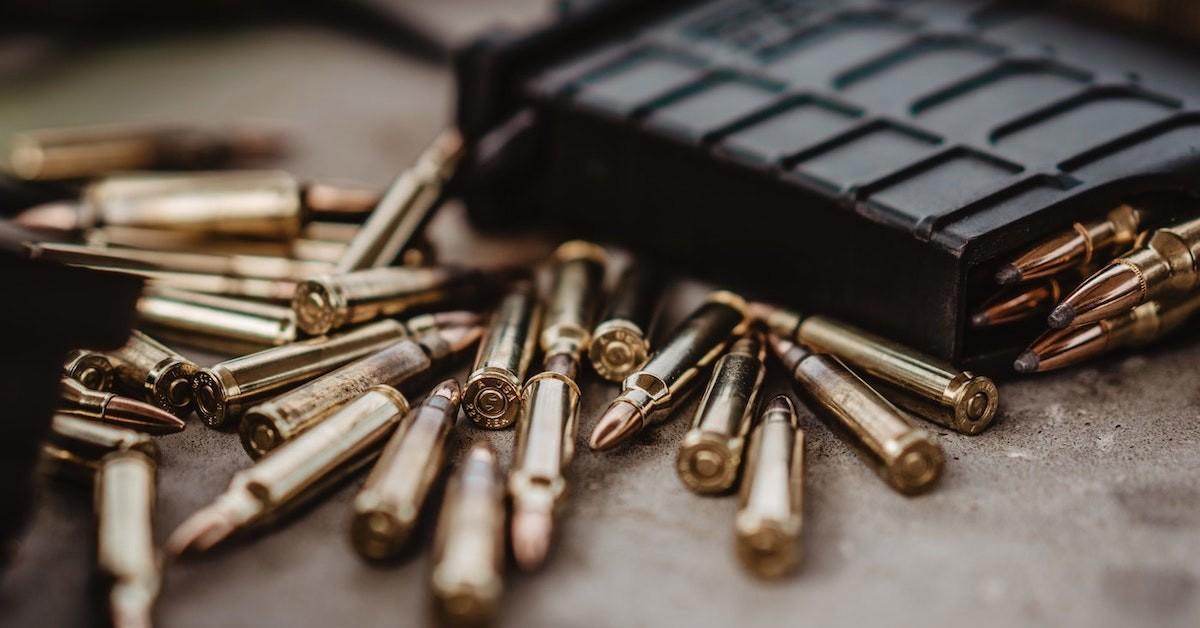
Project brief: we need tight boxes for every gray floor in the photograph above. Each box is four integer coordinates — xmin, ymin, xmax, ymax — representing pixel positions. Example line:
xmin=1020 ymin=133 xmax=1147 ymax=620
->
xmin=1 ymin=4 xmax=1198 ymax=627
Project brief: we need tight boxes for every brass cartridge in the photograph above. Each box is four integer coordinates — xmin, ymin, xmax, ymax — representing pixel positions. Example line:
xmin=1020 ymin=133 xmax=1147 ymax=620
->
xmin=136 ymin=287 xmax=298 ymax=353
xmin=95 ymin=450 xmax=160 ymax=628
xmin=463 ymin=280 xmax=541 ymax=429
xmin=63 ymin=349 xmax=115 ymax=392
xmin=588 ymin=263 xmax=661 ymax=382
xmin=239 ymin=327 xmax=480 ymax=459
xmin=770 ymin=335 xmax=943 ymax=495
xmin=754 ymin=303 xmax=997 ymax=435
xmin=293 ymin=265 xmax=477 ymax=336
xmin=25 ymin=241 xmax=332 ymax=282
xmin=736 ymin=396 xmax=805 ymax=579
xmin=430 ymin=442 xmax=505 ymax=627
xmin=676 ymin=333 xmax=765 ymax=494
xmin=589 ymin=291 xmax=749 ymax=451
xmin=107 ymin=330 xmax=199 ymax=417
xmin=166 ymin=385 xmax=408 ymax=556
xmin=84 ymin=224 xmax=348 ymax=264
xmin=59 ymin=377 xmax=186 ymax=435
xmin=538 ymin=241 xmax=607 ymax=365
xmin=351 ymin=379 xmax=462 ymax=560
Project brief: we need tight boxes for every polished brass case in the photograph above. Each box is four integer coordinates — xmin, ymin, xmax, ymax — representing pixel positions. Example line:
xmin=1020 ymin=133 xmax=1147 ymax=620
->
xmin=351 ymin=379 xmax=461 ymax=560
xmin=508 ymin=370 xmax=579 ymax=531
xmin=431 ymin=442 xmax=505 ymax=627
xmin=676 ymin=334 xmax=765 ymax=494
xmin=293 ymin=266 xmax=468 ymax=336
xmin=63 ymin=349 xmax=115 ymax=392
xmin=335 ymin=130 xmax=463 ymax=272
xmin=538 ymin=241 xmax=607 ymax=360
xmin=1118 ymin=216 xmax=1200 ymax=303
xmin=463 ymin=281 xmax=541 ymax=429
xmin=95 ymin=450 xmax=160 ymax=628
xmin=588 ymin=264 xmax=660 ymax=382
xmin=736 ymin=396 xmax=804 ymax=579
xmin=108 ymin=330 xmax=200 ymax=417
xmin=137 ymin=287 xmax=298 ymax=354
xmin=760 ymin=306 xmax=997 ymax=435
xmin=193 ymin=319 xmax=413 ymax=429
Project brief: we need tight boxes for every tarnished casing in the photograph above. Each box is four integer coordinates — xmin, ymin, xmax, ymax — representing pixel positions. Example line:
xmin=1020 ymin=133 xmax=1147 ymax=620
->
xmin=137 ymin=287 xmax=297 ymax=354
xmin=588 ymin=264 xmax=660 ymax=382
xmin=293 ymin=266 xmax=468 ymax=336
xmin=464 ymin=282 xmax=541 ymax=429
xmin=109 ymin=330 xmax=199 ymax=417
xmin=736 ymin=397 xmax=804 ymax=579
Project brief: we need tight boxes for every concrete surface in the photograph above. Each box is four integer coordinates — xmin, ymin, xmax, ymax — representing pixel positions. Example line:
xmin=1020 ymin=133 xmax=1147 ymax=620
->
xmin=1 ymin=4 xmax=1198 ymax=627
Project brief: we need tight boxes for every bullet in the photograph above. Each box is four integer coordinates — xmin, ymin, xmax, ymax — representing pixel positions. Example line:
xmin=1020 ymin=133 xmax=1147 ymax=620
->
xmin=335 ymin=130 xmax=464 ymax=273
xmin=589 ymin=291 xmax=749 ymax=451
xmin=351 ymin=379 xmax=462 ymax=560
xmin=1049 ymin=215 xmax=1200 ymax=328
xmin=430 ymin=442 xmax=505 ymax=628
xmin=7 ymin=122 xmax=285 ymax=181
xmin=292 ymin=265 xmax=482 ymax=336
xmin=106 ymin=330 xmax=200 ymax=418
xmin=95 ymin=450 xmax=160 ymax=628
xmin=971 ymin=275 xmax=1068 ymax=329
xmin=25 ymin=241 xmax=332 ymax=282
xmin=194 ymin=313 xmax=478 ymax=429
xmin=588 ymin=263 xmax=661 ymax=382
xmin=59 ymin=377 xmax=186 ymax=435
xmin=753 ymin=303 xmax=998 ymax=435
xmin=105 ymin=268 xmax=299 ymax=303
xmin=84 ymin=224 xmax=349 ymax=264
xmin=40 ymin=415 xmax=159 ymax=482
xmin=736 ymin=396 xmax=805 ymax=579
xmin=63 ymin=349 xmax=116 ymax=392
xmin=463 ymin=280 xmax=542 ymax=429
xmin=1016 ymin=292 xmax=1200 ymax=373
xmin=769 ymin=335 xmax=942 ymax=495
xmin=136 ymin=287 xmax=298 ymax=354
xmin=996 ymin=203 xmax=1147 ymax=285
xmin=239 ymin=326 xmax=481 ymax=459
xmin=508 ymin=241 xmax=606 ymax=571
xmin=166 ymin=385 xmax=408 ymax=556
xmin=676 ymin=333 xmax=765 ymax=495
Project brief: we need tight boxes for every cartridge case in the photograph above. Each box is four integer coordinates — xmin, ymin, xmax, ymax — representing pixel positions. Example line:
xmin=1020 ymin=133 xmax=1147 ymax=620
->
xmin=431 ymin=442 xmax=505 ymax=627
xmin=774 ymin=338 xmax=943 ymax=495
xmin=539 ymin=241 xmax=607 ymax=362
xmin=26 ymin=241 xmax=331 ymax=281
xmin=509 ymin=370 xmax=580 ymax=514
xmin=194 ymin=319 xmax=414 ymax=429
xmin=335 ymin=130 xmax=463 ymax=273
xmin=63 ymin=349 xmax=115 ymax=392
xmin=40 ymin=415 xmax=159 ymax=482
xmin=293 ymin=266 xmax=473 ymax=336
xmin=107 ymin=330 xmax=199 ymax=417
xmin=239 ymin=338 xmax=433 ymax=459
xmin=589 ymin=264 xmax=660 ymax=382
xmin=116 ymin=268 xmax=298 ymax=302
xmin=760 ymin=307 xmax=997 ymax=435
xmin=86 ymin=224 xmax=348 ymax=264
xmin=1122 ymin=216 xmax=1200 ymax=301
xmin=736 ymin=396 xmax=805 ymax=579
xmin=95 ymin=450 xmax=160 ymax=628
xmin=7 ymin=123 xmax=284 ymax=181
xmin=676 ymin=334 xmax=765 ymax=494
xmin=137 ymin=287 xmax=297 ymax=354
xmin=463 ymin=281 xmax=542 ymax=429
xmin=351 ymin=379 xmax=462 ymax=560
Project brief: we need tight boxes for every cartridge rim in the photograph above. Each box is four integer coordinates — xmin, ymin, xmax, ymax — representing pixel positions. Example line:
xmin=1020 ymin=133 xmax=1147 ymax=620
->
xmin=350 ymin=508 xmax=409 ymax=561
xmin=463 ymin=368 xmax=522 ymax=429
xmin=676 ymin=430 xmax=741 ymax=494
xmin=589 ymin=319 xmax=649 ymax=382
xmin=947 ymin=374 xmax=999 ymax=435
xmin=149 ymin=359 xmax=199 ymax=417
xmin=883 ymin=430 xmax=944 ymax=495
xmin=192 ymin=367 xmax=235 ymax=429
xmin=735 ymin=519 xmax=801 ymax=580
xmin=292 ymin=276 xmax=345 ymax=336
xmin=239 ymin=407 xmax=288 ymax=459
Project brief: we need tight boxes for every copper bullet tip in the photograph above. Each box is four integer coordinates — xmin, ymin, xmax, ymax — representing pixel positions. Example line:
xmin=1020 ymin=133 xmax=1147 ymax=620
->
xmin=105 ymin=396 xmax=187 ymax=435
xmin=1052 ymin=262 xmax=1147 ymax=329
xmin=165 ymin=506 xmax=237 ymax=557
xmin=994 ymin=265 xmax=1022 ymax=286
xmin=510 ymin=506 xmax=554 ymax=572
xmin=1012 ymin=351 xmax=1040 ymax=374
xmin=1047 ymin=304 xmax=1075 ymax=329
xmin=588 ymin=400 xmax=642 ymax=451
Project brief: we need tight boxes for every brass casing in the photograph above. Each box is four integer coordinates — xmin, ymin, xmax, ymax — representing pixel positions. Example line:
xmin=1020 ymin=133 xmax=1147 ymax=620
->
xmin=464 ymin=282 xmax=541 ymax=429
xmin=736 ymin=398 xmax=804 ymax=579
xmin=137 ymin=287 xmax=297 ymax=353
xmin=293 ymin=266 xmax=466 ymax=336
xmin=193 ymin=319 xmax=412 ymax=429
xmin=239 ymin=339 xmax=428 ymax=459
xmin=87 ymin=225 xmax=347 ymax=264
xmin=431 ymin=442 xmax=505 ymax=627
xmin=82 ymin=170 xmax=303 ymax=238
xmin=764 ymin=309 xmax=997 ymax=435
xmin=351 ymin=380 xmax=461 ymax=560
xmin=787 ymin=352 xmax=943 ymax=495
xmin=1112 ymin=291 xmax=1200 ymax=348
xmin=108 ymin=330 xmax=199 ymax=417
xmin=677 ymin=335 xmax=765 ymax=494
xmin=41 ymin=415 xmax=159 ymax=482
xmin=1119 ymin=216 xmax=1200 ymax=303
xmin=539 ymin=241 xmax=607 ymax=360
xmin=63 ymin=349 xmax=115 ymax=392
xmin=95 ymin=450 xmax=159 ymax=628
xmin=335 ymin=130 xmax=462 ymax=273
xmin=588 ymin=265 xmax=660 ymax=382
xmin=27 ymin=241 xmax=330 ymax=282
xmin=509 ymin=371 xmax=581 ymax=514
